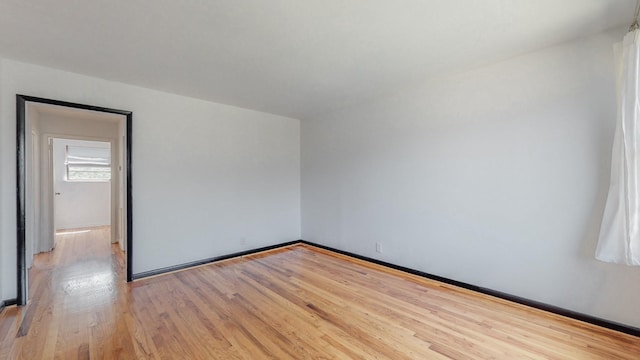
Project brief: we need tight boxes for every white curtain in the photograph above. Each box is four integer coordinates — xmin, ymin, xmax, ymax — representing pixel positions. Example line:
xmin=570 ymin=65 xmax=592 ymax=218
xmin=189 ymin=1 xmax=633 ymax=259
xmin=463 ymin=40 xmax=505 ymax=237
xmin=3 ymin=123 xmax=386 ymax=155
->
xmin=66 ymin=145 xmax=111 ymax=165
xmin=596 ymin=29 xmax=640 ymax=266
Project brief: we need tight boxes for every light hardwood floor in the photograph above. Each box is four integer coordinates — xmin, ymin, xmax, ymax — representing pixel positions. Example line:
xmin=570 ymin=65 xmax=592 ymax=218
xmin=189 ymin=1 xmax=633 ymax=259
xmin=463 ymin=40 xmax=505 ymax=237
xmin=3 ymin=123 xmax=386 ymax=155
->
xmin=0 ymin=229 xmax=638 ymax=359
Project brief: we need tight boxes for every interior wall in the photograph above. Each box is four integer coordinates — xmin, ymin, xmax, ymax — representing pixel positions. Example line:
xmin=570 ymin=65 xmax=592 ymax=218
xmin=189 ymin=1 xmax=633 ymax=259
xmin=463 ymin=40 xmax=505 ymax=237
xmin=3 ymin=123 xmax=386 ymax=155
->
xmin=0 ymin=59 xmax=4 ymax=303
xmin=25 ymin=108 xmax=41 ymax=269
xmin=117 ymin=119 xmax=126 ymax=251
xmin=0 ymin=58 xmax=301 ymax=300
xmin=52 ymin=139 xmax=111 ymax=230
xmin=301 ymin=28 xmax=640 ymax=328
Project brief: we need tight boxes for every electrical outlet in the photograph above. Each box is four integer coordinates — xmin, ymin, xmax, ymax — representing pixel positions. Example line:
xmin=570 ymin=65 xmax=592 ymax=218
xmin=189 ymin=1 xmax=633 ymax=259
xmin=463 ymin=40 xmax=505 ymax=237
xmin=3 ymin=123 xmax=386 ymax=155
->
xmin=376 ymin=242 xmax=382 ymax=253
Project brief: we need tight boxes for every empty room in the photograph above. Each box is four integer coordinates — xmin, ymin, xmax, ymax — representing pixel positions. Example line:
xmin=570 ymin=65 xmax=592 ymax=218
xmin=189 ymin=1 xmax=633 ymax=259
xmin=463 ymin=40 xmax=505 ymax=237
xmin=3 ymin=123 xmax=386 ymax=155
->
xmin=1 ymin=1 xmax=640 ymax=359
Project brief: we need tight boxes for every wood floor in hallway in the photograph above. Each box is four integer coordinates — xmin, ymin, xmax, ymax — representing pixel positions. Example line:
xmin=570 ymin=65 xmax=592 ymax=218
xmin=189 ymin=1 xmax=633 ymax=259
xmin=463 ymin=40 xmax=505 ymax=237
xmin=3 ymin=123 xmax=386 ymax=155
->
xmin=0 ymin=228 xmax=638 ymax=359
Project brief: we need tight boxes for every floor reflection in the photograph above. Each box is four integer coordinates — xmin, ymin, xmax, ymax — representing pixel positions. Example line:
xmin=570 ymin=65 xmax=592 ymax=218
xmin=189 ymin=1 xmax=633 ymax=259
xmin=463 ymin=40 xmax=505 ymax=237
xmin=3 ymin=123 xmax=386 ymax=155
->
xmin=39 ymin=227 xmax=122 ymax=309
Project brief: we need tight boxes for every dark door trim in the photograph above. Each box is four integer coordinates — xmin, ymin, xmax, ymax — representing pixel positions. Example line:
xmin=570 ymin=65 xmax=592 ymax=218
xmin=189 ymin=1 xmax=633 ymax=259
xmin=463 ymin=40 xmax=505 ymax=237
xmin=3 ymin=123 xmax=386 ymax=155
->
xmin=16 ymin=95 xmax=133 ymax=306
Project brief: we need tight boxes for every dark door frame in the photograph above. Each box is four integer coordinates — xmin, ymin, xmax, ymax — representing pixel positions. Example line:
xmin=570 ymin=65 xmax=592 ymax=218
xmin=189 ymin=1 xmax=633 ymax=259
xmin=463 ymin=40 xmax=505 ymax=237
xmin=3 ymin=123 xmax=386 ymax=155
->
xmin=16 ymin=95 xmax=133 ymax=306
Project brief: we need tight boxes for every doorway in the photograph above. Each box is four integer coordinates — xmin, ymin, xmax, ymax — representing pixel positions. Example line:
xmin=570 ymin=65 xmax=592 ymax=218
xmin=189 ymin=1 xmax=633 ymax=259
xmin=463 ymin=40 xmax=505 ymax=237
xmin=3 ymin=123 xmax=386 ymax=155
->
xmin=16 ymin=95 xmax=133 ymax=306
xmin=53 ymin=138 xmax=112 ymax=237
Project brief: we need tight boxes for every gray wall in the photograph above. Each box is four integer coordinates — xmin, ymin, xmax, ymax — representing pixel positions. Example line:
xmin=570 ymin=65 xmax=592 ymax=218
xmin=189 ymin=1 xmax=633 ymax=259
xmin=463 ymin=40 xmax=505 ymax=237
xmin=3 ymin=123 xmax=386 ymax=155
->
xmin=0 ymin=59 xmax=302 ymax=300
xmin=301 ymin=29 xmax=640 ymax=327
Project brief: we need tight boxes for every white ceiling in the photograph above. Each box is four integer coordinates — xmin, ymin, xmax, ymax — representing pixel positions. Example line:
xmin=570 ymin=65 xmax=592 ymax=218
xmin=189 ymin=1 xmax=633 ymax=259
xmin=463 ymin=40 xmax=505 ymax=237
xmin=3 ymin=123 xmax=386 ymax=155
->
xmin=28 ymin=102 xmax=125 ymax=123
xmin=0 ymin=1 xmax=635 ymax=119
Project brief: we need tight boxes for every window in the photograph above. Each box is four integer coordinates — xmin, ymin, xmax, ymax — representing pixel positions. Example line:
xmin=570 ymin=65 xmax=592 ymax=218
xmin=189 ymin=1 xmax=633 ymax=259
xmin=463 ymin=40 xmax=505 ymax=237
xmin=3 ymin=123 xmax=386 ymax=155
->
xmin=65 ymin=145 xmax=111 ymax=181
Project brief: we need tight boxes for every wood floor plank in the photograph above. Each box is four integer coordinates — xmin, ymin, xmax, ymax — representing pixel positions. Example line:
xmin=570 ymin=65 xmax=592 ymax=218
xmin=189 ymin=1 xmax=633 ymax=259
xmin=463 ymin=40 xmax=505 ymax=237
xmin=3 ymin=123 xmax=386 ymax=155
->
xmin=1 ymin=230 xmax=638 ymax=359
